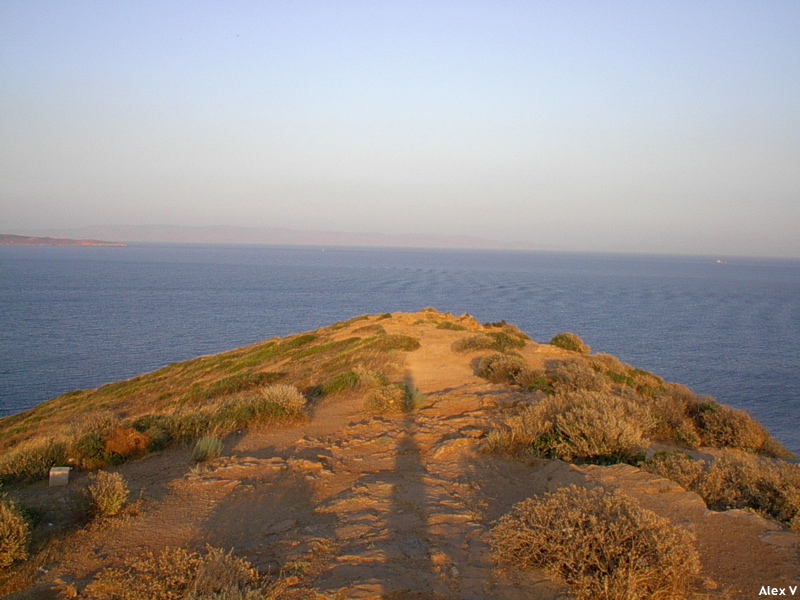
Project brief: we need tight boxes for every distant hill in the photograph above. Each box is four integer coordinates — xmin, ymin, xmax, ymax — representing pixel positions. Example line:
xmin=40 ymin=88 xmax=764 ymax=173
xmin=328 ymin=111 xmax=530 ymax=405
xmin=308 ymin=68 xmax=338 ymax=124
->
xmin=0 ymin=234 xmax=127 ymax=247
xmin=35 ymin=225 xmax=537 ymax=250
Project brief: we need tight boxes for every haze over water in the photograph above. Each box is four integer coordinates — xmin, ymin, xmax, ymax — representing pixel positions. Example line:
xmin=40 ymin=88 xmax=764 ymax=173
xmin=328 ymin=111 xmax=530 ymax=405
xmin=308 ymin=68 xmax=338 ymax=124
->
xmin=1 ymin=245 xmax=798 ymax=456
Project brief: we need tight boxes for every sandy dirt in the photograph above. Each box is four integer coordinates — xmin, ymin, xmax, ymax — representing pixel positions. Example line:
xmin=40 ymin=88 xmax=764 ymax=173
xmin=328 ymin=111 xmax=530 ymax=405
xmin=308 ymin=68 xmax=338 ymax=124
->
xmin=6 ymin=316 xmax=800 ymax=599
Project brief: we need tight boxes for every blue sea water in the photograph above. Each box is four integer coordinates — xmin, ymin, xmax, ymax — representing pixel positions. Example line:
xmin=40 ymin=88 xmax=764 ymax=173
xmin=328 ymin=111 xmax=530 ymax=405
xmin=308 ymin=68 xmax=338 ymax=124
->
xmin=1 ymin=244 xmax=799 ymax=455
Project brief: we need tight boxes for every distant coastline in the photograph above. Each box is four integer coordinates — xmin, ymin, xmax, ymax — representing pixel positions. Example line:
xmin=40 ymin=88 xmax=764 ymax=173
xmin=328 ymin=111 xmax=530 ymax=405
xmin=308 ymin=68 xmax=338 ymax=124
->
xmin=0 ymin=234 xmax=127 ymax=247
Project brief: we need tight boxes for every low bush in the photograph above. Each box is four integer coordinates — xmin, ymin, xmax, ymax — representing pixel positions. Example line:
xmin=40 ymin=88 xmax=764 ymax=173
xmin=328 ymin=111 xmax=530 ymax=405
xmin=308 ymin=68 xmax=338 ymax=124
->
xmin=506 ymin=389 xmax=653 ymax=463
xmin=548 ymin=360 xmax=608 ymax=393
xmin=492 ymin=486 xmax=699 ymax=600
xmin=368 ymin=334 xmax=421 ymax=352
xmin=549 ymin=332 xmax=591 ymax=354
xmin=83 ymin=545 xmax=264 ymax=600
xmin=690 ymin=400 xmax=790 ymax=456
xmin=0 ymin=500 xmax=30 ymax=568
xmin=193 ymin=436 xmax=223 ymax=462
xmin=451 ymin=334 xmax=496 ymax=353
xmin=436 ymin=321 xmax=467 ymax=331
xmin=0 ymin=438 xmax=67 ymax=483
xmin=87 ymin=471 xmax=129 ymax=517
xmin=640 ymin=451 xmax=705 ymax=491
xmin=641 ymin=449 xmax=800 ymax=530
xmin=477 ymin=353 xmax=528 ymax=383
xmin=697 ymin=452 xmax=800 ymax=529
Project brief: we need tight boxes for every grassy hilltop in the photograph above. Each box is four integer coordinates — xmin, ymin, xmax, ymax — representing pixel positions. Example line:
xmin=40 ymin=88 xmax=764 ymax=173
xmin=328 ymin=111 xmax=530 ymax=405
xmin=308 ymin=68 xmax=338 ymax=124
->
xmin=1 ymin=309 xmax=799 ymax=599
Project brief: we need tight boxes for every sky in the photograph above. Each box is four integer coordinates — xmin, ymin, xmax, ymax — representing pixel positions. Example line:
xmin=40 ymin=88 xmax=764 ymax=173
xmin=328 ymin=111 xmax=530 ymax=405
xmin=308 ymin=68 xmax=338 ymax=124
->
xmin=1 ymin=1 xmax=799 ymax=257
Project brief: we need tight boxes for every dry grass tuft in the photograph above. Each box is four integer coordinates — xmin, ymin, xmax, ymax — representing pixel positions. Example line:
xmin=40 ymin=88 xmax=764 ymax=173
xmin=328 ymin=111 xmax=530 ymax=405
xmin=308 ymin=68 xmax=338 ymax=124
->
xmin=0 ymin=500 xmax=30 ymax=568
xmin=87 ymin=471 xmax=129 ymax=518
xmin=492 ymin=485 xmax=699 ymax=600
xmin=193 ymin=436 xmax=223 ymax=462
xmin=260 ymin=384 xmax=307 ymax=414
xmin=364 ymin=384 xmax=412 ymax=414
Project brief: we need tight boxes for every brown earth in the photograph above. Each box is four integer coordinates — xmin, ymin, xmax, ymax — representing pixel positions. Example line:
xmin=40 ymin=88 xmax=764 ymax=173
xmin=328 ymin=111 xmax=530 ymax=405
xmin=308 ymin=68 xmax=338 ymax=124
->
xmin=4 ymin=314 xmax=799 ymax=599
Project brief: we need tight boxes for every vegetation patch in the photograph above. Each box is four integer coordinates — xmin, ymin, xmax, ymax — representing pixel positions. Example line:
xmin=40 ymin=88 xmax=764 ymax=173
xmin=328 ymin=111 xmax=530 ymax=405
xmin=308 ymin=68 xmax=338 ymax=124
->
xmin=493 ymin=389 xmax=653 ymax=464
xmin=367 ymin=334 xmax=421 ymax=352
xmin=643 ymin=450 xmax=800 ymax=530
xmin=436 ymin=321 xmax=467 ymax=331
xmin=492 ymin=485 xmax=699 ymax=600
xmin=82 ymin=545 xmax=280 ymax=600
xmin=193 ymin=436 xmax=223 ymax=463
xmin=477 ymin=353 xmax=528 ymax=383
xmin=87 ymin=471 xmax=129 ymax=518
xmin=184 ymin=371 xmax=284 ymax=404
xmin=549 ymin=332 xmax=591 ymax=354
xmin=0 ymin=499 xmax=30 ymax=568
xmin=364 ymin=385 xmax=416 ymax=414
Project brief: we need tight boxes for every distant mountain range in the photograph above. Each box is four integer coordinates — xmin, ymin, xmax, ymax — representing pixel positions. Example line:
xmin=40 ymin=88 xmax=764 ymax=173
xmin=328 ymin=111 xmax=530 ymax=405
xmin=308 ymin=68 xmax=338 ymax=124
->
xmin=0 ymin=234 xmax=127 ymax=247
xmin=29 ymin=225 xmax=536 ymax=250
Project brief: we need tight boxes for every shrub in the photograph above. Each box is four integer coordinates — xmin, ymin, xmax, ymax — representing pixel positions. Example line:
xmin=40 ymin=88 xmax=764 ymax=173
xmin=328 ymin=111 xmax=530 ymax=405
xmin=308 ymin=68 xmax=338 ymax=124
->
xmin=696 ymin=452 xmax=800 ymax=529
xmin=640 ymin=451 xmax=705 ymax=491
xmin=510 ymin=389 xmax=653 ymax=463
xmin=0 ymin=500 xmax=30 ymax=568
xmin=368 ymin=334 xmax=421 ymax=352
xmin=548 ymin=360 xmax=608 ymax=393
xmin=260 ymin=384 xmax=307 ymax=414
xmin=84 ymin=546 xmax=261 ymax=600
xmin=691 ymin=399 xmax=791 ymax=456
xmin=492 ymin=486 xmax=699 ymax=600
xmin=364 ymin=385 xmax=412 ymax=414
xmin=436 ymin=321 xmax=467 ymax=331
xmin=451 ymin=334 xmax=496 ymax=353
xmin=87 ymin=471 xmax=129 ymax=517
xmin=193 ymin=436 xmax=223 ymax=462
xmin=477 ymin=353 xmax=528 ymax=383
xmin=132 ymin=415 xmax=175 ymax=451
xmin=0 ymin=438 xmax=67 ymax=483
xmin=549 ymin=332 xmax=590 ymax=354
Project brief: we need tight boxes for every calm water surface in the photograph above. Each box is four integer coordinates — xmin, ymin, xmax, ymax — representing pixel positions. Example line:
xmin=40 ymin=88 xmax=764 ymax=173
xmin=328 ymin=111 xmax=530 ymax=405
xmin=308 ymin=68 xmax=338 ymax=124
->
xmin=1 ymin=245 xmax=798 ymax=454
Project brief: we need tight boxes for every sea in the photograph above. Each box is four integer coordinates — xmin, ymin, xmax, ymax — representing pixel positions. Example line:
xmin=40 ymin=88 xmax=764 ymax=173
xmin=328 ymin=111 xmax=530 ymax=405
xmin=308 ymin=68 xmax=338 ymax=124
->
xmin=1 ymin=244 xmax=799 ymax=455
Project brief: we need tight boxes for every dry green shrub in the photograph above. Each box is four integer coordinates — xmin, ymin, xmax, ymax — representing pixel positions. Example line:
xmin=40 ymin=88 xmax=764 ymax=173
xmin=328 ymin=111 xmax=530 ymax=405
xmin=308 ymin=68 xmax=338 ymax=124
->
xmin=510 ymin=390 xmax=653 ymax=463
xmin=193 ymin=436 xmax=222 ymax=462
xmin=478 ymin=353 xmax=528 ymax=383
xmin=87 ymin=471 xmax=129 ymax=517
xmin=641 ymin=451 xmax=705 ymax=491
xmin=512 ymin=367 xmax=546 ymax=389
xmin=0 ymin=438 xmax=67 ymax=483
xmin=691 ymin=400 xmax=790 ymax=456
xmin=590 ymin=353 xmax=629 ymax=373
xmin=548 ymin=360 xmax=609 ymax=393
xmin=451 ymin=333 xmax=496 ymax=353
xmin=260 ymin=384 xmax=306 ymax=414
xmin=696 ymin=452 xmax=800 ymax=529
xmin=645 ymin=389 xmax=701 ymax=448
xmin=549 ymin=332 xmax=590 ymax=354
xmin=364 ymin=385 xmax=411 ymax=414
xmin=492 ymin=486 xmax=699 ymax=600
xmin=0 ymin=500 xmax=30 ymax=568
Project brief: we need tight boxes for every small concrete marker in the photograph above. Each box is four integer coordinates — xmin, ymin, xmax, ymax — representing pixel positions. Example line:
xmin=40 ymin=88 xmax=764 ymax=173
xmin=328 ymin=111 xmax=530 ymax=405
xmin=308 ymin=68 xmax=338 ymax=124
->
xmin=49 ymin=466 xmax=71 ymax=487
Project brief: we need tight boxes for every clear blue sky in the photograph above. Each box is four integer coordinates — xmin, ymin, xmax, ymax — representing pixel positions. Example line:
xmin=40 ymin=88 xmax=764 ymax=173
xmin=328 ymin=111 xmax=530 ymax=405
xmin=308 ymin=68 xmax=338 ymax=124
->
xmin=2 ymin=1 xmax=799 ymax=256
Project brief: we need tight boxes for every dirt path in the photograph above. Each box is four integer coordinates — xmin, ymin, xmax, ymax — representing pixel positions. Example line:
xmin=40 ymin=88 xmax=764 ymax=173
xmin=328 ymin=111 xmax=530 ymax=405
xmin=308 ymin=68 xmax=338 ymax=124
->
xmin=13 ymin=317 xmax=800 ymax=599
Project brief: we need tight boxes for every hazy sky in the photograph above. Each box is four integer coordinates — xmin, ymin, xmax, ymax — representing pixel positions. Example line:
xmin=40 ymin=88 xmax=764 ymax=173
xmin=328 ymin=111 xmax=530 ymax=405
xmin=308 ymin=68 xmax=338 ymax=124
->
xmin=2 ymin=1 xmax=799 ymax=257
